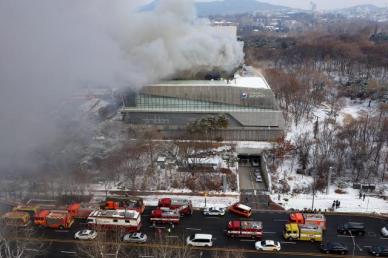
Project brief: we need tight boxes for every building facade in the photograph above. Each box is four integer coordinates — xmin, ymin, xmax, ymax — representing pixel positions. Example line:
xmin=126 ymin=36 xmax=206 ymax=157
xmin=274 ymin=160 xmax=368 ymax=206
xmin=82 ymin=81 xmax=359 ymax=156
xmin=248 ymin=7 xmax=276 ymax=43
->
xmin=121 ymin=74 xmax=285 ymax=141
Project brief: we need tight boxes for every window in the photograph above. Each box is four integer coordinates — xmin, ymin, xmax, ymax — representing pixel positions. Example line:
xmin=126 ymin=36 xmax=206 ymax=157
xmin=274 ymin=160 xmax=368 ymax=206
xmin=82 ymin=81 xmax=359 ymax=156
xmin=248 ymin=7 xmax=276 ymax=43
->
xmin=113 ymin=219 xmax=118 ymax=223
xmin=125 ymin=220 xmax=130 ymax=223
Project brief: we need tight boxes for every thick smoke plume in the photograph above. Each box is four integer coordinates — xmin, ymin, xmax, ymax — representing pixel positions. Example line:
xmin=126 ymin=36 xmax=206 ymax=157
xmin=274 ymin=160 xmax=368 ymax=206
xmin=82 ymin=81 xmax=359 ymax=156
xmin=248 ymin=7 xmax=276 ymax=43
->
xmin=0 ymin=0 xmax=244 ymax=174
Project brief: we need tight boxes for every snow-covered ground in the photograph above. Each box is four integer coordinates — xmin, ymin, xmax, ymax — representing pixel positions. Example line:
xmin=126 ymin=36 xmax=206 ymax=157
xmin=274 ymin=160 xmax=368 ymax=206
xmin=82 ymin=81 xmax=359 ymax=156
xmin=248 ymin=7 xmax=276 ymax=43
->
xmin=271 ymin=98 xmax=387 ymax=214
xmin=91 ymin=192 xmax=240 ymax=209
xmin=271 ymin=187 xmax=387 ymax=213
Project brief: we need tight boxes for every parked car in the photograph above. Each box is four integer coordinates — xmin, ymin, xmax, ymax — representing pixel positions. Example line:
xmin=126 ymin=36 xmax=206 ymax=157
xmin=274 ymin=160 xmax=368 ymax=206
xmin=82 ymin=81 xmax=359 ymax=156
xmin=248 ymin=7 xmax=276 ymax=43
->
xmin=381 ymin=225 xmax=388 ymax=237
xmin=369 ymin=246 xmax=388 ymax=256
xmin=186 ymin=234 xmax=213 ymax=247
xmin=202 ymin=207 xmax=225 ymax=216
xmin=74 ymin=230 xmax=97 ymax=240
xmin=122 ymin=232 xmax=147 ymax=243
xmin=228 ymin=203 xmax=252 ymax=218
xmin=251 ymin=159 xmax=260 ymax=167
xmin=337 ymin=222 xmax=365 ymax=236
xmin=320 ymin=242 xmax=348 ymax=255
xmin=255 ymin=240 xmax=281 ymax=251
xmin=255 ymin=174 xmax=263 ymax=182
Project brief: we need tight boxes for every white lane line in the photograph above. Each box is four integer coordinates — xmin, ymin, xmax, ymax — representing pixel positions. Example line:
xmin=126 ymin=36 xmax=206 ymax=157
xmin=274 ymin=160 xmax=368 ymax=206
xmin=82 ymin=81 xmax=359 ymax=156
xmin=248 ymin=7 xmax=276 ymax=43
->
xmin=364 ymin=246 xmax=372 ymax=248
xmin=185 ymin=228 xmax=201 ymax=231
xmin=60 ymin=251 xmax=77 ymax=254
xmin=149 ymin=226 xmax=166 ymax=229
xmin=25 ymin=248 xmax=40 ymax=252
xmin=263 ymin=232 xmax=276 ymax=234
xmin=368 ymin=232 xmax=377 ymax=237
xmin=380 ymin=237 xmax=388 ymax=240
xmin=281 ymin=241 xmax=297 ymax=244
xmin=240 ymin=239 xmax=256 ymax=242
xmin=167 ymin=235 xmax=179 ymax=238
xmin=337 ymin=235 xmax=355 ymax=238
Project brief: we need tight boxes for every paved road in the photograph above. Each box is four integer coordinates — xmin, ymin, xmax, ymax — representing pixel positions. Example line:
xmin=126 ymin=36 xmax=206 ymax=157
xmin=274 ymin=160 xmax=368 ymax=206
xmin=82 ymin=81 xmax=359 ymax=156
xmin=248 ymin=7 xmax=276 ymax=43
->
xmin=19 ymin=208 xmax=388 ymax=258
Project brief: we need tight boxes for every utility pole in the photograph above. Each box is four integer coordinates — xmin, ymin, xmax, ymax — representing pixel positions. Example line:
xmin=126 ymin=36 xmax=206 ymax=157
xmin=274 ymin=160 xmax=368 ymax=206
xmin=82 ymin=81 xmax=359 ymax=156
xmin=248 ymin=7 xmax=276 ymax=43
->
xmin=311 ymin=175 xmax=315 ymax=210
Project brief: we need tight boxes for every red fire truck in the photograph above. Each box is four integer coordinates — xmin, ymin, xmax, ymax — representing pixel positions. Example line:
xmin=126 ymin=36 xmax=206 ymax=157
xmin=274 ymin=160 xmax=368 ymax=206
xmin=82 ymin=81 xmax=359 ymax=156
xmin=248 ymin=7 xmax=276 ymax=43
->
xmin=100 ymin=196 xmax=145 ymax=214
xmin=34 ymin=210 xmax=74 ymax=230
xmin=158 ymin=198 xmax=193 ymax=216
xmin=150 ymin=207 xmax=180 ymax=224
xmin=226 ymin=220 xmax=263 ymax=239
xmin=289 ymin=212 xmax=326 ymax=230
xmin=34 ymin=203 xmax=92 ymax=229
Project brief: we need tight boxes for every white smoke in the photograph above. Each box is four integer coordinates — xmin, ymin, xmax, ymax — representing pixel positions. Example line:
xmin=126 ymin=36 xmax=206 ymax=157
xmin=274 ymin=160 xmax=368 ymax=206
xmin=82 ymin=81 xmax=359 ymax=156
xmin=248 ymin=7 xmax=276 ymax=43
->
xmin=0 ymin=0 xmax=243 ymax=173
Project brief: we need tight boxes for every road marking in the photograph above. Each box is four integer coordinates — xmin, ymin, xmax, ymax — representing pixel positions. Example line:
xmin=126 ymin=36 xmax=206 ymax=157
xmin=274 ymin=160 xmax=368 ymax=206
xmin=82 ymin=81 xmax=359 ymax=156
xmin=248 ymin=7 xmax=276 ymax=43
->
xmin=263 ymin=231 xmax=276 ymax=234
xmin=4 ymin=236 xmax=371 ymax=258
xmin=149 ymin=226 xmax=166 ymax=229
xmin=25 ymin=248 xmax=40 ymax=252
xmin=273 ymin=219 xmax=288 ymax=222
xmin=380 ymin=237 xmax=388 ymax=240
xmin=240 ymin=239 xmax=256 ymax=242
xmin=55 ymin=230 xmax=69 ymax=233
xmin=368 ymin=232 xmax=377 ymax=237
xmin=60 ymin=251 xmax=77 ymax=254
xmin=185 ymin=228 xmax=201 ymax=231
xmin=281 ymin=241 xmax=297 ymax=244
xmin=364 ymin=246 xmax=372 ymax=248
xmin=167 ymin=236 xmax=179 ymax=238
xmin=205 ymin=217 xmax=221 ymax=219
xmin=337 ymin=235 xmax=355 ymax=238
xmin=103 ymin=254 xmax=118 ymax=256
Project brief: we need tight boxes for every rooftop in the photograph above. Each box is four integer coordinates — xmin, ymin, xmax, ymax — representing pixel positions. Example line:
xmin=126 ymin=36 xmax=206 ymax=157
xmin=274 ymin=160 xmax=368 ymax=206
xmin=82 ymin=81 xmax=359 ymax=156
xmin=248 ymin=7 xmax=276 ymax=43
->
xmin=149 ymin=75 xmax=270 ymax=90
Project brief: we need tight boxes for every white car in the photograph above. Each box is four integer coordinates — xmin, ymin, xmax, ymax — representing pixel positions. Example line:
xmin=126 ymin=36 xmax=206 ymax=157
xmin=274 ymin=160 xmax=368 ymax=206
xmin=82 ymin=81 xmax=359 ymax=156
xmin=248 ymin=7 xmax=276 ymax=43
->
xmin=122 ymin=232 xmax=147 ymax=243
xmin=186 ymin=234 xmax=213 ymax=247
xmin=381 ymin=225 xmax=388 ymax=237
xmin=203 ymin=207 xmax=226 ymax=216
xmin=255 ymin=174 xmax=263 ymax=182
xmin=255 ymin=240 xmax=281 ymax=251
xmin=74 ymin=230 xmax=97 ymax=240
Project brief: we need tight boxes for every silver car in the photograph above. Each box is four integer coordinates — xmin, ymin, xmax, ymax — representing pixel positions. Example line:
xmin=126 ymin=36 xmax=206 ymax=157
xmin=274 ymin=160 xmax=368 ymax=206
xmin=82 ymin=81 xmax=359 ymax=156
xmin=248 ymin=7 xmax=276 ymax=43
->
xmin=74 ymin=230 xmax=97 ymax=240
xmin=203 ymin=207 xmax=226 ymax=216
xmin=122 ymin=232 xmax=147 ymax=243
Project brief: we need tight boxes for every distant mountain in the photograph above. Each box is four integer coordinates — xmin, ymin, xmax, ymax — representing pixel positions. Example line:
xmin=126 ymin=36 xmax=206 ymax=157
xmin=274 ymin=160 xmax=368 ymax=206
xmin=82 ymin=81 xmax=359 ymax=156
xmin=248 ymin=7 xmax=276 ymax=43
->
xmin=332 ymin=4 xmax=382 ymax=13
xmin=139 ymin=0 xmax=290 ymax=16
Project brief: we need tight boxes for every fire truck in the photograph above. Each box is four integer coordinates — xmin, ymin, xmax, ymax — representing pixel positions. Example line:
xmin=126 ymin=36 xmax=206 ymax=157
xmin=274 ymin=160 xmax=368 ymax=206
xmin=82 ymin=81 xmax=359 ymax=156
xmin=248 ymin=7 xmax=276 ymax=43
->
xmin=283 ymin=223 xmax=323 ymax=242
xmin=1 ymin=204 xmax=41 ymax=227
xmin=100 ymin=196 xmax=145 ymax=214
xmin=150 ymin=207 xmax=180 ymax=224
xmin=87 ymin=209 xmax=141 ymax=232
xmin=226 ymin=220 xmax=263 ymax=238
xmin=1 ymin=211 xmax=31 ymax=227
xmin=34 ymin=210 xmax=74 ymax=229
xmin=158 ymin=198 xmax=193 ymax=216
xmin=34 ymin=203 xmax=91 ymax=229
xmin=289 ymin=212 xmax=326 ymax=229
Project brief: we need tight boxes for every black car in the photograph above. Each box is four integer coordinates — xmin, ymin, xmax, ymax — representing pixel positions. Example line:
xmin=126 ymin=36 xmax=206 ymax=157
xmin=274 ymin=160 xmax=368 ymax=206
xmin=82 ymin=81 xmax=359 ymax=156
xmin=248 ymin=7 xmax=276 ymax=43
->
xmin=369 ymin=246 xmax=388 ymax=257
xmin=321 ymin=242 xmax=349 ymax=255
xmin=337 ymin=222 xmax=366 ymax=236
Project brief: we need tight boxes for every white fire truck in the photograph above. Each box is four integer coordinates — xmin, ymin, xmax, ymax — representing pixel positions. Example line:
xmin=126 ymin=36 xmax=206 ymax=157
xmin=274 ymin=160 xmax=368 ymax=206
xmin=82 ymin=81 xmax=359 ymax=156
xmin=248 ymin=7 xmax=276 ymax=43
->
xmin=87 ymin=209 xmax=141 ymax=232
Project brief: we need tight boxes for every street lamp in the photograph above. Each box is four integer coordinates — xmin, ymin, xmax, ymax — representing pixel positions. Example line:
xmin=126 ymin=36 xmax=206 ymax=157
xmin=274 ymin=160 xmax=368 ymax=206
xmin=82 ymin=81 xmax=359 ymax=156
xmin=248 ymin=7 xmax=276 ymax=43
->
xmin=204 ymin=192 xmax=208 ymax=208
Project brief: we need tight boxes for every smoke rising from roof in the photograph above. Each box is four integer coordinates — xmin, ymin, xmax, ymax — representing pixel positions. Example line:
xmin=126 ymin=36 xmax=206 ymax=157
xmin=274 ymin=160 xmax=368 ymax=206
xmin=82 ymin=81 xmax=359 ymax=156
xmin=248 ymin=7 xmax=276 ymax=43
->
xmin=0 ymin=0 xmax=243 ymax=174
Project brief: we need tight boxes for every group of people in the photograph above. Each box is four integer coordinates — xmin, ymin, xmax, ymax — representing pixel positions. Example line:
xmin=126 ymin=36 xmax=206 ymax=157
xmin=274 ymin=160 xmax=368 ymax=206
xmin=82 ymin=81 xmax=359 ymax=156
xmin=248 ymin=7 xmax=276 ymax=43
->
xmin=332 ymin=200 xmax=340 ymax=209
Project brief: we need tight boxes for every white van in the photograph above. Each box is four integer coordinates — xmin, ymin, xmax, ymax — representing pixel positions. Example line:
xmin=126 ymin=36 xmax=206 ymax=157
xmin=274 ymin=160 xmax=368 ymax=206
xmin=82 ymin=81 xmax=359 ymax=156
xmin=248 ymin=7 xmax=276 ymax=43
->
xmin=186 ymin=234 xmax=213 ymax=247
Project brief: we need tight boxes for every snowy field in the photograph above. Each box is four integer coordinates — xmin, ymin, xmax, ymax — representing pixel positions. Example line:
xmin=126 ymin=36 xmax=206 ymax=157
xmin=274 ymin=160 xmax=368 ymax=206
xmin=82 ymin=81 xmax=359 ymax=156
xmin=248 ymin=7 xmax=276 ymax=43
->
xmin=270 ymin=98 xmax=388 ymax=214
xmin=271 ymin=187 xmax=387 ymax=213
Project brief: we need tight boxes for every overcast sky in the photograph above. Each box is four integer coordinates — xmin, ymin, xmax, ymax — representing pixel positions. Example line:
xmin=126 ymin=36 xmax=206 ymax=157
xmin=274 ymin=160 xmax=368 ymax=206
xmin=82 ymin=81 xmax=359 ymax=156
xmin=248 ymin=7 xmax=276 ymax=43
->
xmin=196 ymin=0 xmax=388 ymax=10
